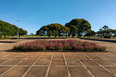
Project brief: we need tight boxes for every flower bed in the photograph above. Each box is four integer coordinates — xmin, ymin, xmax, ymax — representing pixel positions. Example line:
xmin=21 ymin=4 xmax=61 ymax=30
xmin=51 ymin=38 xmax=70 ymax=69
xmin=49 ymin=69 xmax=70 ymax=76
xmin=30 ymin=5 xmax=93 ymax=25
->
xmin=13 ymin=40 xmax=106 ymax=51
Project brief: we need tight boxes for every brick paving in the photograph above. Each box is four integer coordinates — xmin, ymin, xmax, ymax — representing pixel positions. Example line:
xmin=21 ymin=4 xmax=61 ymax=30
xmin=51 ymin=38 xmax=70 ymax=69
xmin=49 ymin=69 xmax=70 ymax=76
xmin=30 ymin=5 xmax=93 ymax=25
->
xmin=0 ymin=38 xmax=116 ymax=77
xmin=0 ymin=52 xmax=115 ymax=77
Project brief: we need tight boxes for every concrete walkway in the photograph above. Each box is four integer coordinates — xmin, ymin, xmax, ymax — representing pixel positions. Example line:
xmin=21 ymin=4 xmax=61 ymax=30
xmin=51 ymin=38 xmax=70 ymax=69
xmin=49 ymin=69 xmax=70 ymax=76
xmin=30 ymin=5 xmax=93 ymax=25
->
xmin=0 ymin=38 xmax=116 ymax=77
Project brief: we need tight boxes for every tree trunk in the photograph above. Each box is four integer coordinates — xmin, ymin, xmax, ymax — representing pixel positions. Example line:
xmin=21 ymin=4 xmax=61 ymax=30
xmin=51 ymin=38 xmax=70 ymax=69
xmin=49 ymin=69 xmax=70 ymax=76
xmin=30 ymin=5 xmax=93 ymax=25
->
xmin=66 ymin=34 xmax=67 ymax=38
xmin=48 ymin=35 xmax=50 ymax=38
xmin=19 ymin=35 xmax=20 ymax=39
xmin=78 ymin=36 xmax=80 ymax=38
xmin=68 ymin=33 xmax=70 ymax=38
xmin=58 ymin=31 xmax=60 ymax=37
xmin=55 ymin=35 xmax=57 ymax=38
xmin=7 ymin=36 xmax=9 ymax=38
xmin=4 ymin=35 xmax=6 ymax=38
xmin=77 ymin=32 xmax=80 ymax=38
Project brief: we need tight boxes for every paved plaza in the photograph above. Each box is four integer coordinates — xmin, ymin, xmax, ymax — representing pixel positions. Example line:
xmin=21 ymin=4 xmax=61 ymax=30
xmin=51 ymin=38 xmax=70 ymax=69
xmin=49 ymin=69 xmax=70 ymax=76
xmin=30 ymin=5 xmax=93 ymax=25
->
xmin=0 ymin=38 xmax=116 ymax=77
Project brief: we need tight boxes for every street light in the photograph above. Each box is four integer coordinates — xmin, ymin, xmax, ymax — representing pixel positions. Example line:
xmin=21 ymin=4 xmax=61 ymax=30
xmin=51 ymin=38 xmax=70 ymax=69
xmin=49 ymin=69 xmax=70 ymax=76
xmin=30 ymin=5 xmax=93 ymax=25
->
xmin=17 ymin=20 xmax=19 ymax=39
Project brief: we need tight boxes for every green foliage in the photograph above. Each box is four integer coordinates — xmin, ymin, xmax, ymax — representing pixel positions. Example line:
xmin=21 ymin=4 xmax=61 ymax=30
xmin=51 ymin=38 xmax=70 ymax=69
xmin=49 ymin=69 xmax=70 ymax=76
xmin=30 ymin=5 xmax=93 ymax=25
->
xmin=36 ymin=23 xmax=70 ymax=38
xmin=52 ymin=30 xmax=58 ymax=38
xmin=19 ymin=28 xmax=27 ymax=35
xmin=97 ymin=25 xmax=116 ymax=38
xmin=0 ymin=20 xmax=27 ymax=38
xmin=85 ymin=30 xmax=96 ymax=38
xmin=65 ymin=19 xmax=91 ymax=38
xmin=47 ymin=30 xmax=52 ymax=38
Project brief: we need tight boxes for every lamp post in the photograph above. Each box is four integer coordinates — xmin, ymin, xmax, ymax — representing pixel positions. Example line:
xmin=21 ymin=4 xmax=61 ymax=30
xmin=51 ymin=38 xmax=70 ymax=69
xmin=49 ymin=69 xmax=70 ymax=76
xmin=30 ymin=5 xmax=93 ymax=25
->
xmin=17 ymin=20 xmax=19 ymax=39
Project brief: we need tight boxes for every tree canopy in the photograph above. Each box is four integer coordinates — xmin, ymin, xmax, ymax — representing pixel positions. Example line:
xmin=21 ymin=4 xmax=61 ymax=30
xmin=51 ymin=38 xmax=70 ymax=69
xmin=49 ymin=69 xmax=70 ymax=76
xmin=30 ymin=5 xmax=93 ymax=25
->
xmin=84 ymin=30 xmax=96 ymax=38
xmin=65 ymin=19 xmax=91 ymax=38
xmin=0 ymin=20 xmax=27 ymax=38
xmin=36 ymin=23 xmax=70 ymax=38
xmin=97 ymin=25 xmax=116 ymax=38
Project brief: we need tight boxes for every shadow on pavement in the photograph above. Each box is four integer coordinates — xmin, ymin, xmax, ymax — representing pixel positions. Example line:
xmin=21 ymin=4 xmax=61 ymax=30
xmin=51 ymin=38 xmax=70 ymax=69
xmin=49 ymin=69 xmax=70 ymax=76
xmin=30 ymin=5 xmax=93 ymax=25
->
xmin=6 ymin=50 xmax=108 ymax=52
xmin=9 ymin=37 xmax=66 ymax=39
xmin=80 ymin=38 xmax=116 ymax=43
xmin=0 ymin=41 xmax=18 ymax=43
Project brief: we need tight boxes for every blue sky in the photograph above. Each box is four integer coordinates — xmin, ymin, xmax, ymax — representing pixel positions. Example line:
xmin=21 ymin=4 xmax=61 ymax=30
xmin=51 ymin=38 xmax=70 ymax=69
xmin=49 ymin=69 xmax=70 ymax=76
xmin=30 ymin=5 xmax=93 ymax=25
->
xmin=0 ymin=0 xmax=116 ymax=34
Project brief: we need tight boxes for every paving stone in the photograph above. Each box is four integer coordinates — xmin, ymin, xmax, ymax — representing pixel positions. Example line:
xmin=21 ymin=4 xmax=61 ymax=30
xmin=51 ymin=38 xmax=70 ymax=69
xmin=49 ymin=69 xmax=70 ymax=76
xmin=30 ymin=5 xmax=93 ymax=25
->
xmin=0 ymin=60 xmax=8 ymax=64
xmin=0 ymin=38 xmax=116 ymax=77
xmin=32 ymin=52 xmax=43 ymax=55
xmin=2 ymin=59 xmax=22 ymax=65
xmin=16 ymin=55 xmax=29 ymax=59
xmin=107 ymin=55 xmax=116 ymax=59
xmin=18 ymin=60 xmax=36 ymax=65
xmin=27 ymin=55 xmax=40 ymax=59
xmin=109 ymin=55 xmax=116 ymax=59
xmin=2 ymin=66 xmax=29 ymax=77
xmin=98 ymin=55 xmax=112 ymax=59
xmin=87 ymin=54 xmax=101 ymax=59
xmin=51 ymin=60 xmax=65 ymax=65
xmin=69 ymin=67 xmax=92 ymax=77
xmin=48 ymin=66 xmax=68 ymax=77
xmin=3 ymin=54 xmax=17 ymax=58
xmin=81 ymin=60 xmax=99 ymax=66
xmin=73 ymin=52 xmax=83 ymax=55
xmin=88 ymin=67 xmax=114 ymax=77
xmin=65 ymin=55 xmax=77 ymax=60
xmin=35 ymin=59 xmax=50 ymax=65
xmin=106 ymin=67 xmax=116 ymax=74
xmin=95 ymin=60 xmax=115 ymax=66
xmin=24 ymin=66 xmax=48 ymax=77
xmin=0 ymin=55 xmax=7 ymax=58
xmin=64 ymin=52 xmax=73 ymax=55
xmin=0 ymin=66 xmax=11 ymax=75
xmin=0 ymin=52 xmax=5 ymax=54
xmin=75 ymin=54 xmax=89 ymax=60
xmin=53 ymin=55 xmax=64 ymax=59
xmin=22 ymin=52 xmax=34 ymax=55
xmin=109 ymin=60 xmax=116 ymax=64
xmin=54 ymin=52 xmax=63 ymax=55
xmin=43 ymin=52 xmax=53 ymax=55
xmin=40 ymin=55 xmax=52 ymax=59
xmin=66 ymin=60 xmax=82 ymax=66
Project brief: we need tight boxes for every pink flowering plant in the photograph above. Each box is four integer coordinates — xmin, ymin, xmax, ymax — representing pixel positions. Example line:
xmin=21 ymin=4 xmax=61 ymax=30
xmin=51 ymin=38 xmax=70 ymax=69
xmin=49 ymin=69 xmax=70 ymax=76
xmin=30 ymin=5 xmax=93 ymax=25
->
xmin=13 ymin=40 xmax=106 ymax=51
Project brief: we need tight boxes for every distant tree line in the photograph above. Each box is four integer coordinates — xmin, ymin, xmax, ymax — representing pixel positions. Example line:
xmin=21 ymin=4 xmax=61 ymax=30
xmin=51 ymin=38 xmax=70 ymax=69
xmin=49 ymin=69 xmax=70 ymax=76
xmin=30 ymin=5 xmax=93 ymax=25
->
xmin=0 ymin=20 xmax=27 ymax=38
xmin=36 ymin=19 xmax=92 ymax=38
xmin=36 ymin=18 xmax=116 ymax=38
xmin=36 ymin=23 xmax=70 ymax=38
xmin=97 ymin=25 xmax=116 ymax=38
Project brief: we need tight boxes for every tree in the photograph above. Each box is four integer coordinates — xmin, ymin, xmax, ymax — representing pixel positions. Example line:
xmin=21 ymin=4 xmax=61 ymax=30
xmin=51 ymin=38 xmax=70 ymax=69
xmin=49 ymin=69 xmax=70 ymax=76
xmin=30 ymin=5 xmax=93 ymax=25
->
xmin=19 ymin=28 xmax=27 ymax=38
xmin=110 ymin=29 xmax=116 ymax=38
xmin=47 ymin=30 xmax=52 ymax=38
xmin=102 ymin=25 xmax=109 ymax=36
xmin=36 ymin=23 xmax=68 ymax=38
xmin=0 ymin=20 xmax=27 ymax=38
xmin=65 ymin=19 xmax=91 ymax=38
xmin=36 ymin=30 xmax=43 ymax=36
xmin=31 ymin=33 xmax=34 ymax=36
xmin=50 ymin=23 xmax=63 ymax=37
xmin=113 ymin=30 xmax=116 ymax=38
xmin=102 ymin=25 xmax=109 ymax=31
xmin=62 ymin=26 xmax=70 ymax=38
xmin=85 ymin=30 xmax=96 ymax=38
xmin=52 ymin=30 xmax=58 ymax=38
xmin=65 ymin=23 xmax=78 ymax=38
xmin=97 ymin=25 xmax=116 ymax=38
xmin=97 ymin=28 xmax=104 ymax=38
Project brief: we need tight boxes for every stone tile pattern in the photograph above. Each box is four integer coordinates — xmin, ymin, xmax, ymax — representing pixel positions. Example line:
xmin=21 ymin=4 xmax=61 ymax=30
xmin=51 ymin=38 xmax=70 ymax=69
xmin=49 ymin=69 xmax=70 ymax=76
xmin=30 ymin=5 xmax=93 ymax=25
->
xmin=0 ymin=52 xmax=116 ymax=77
